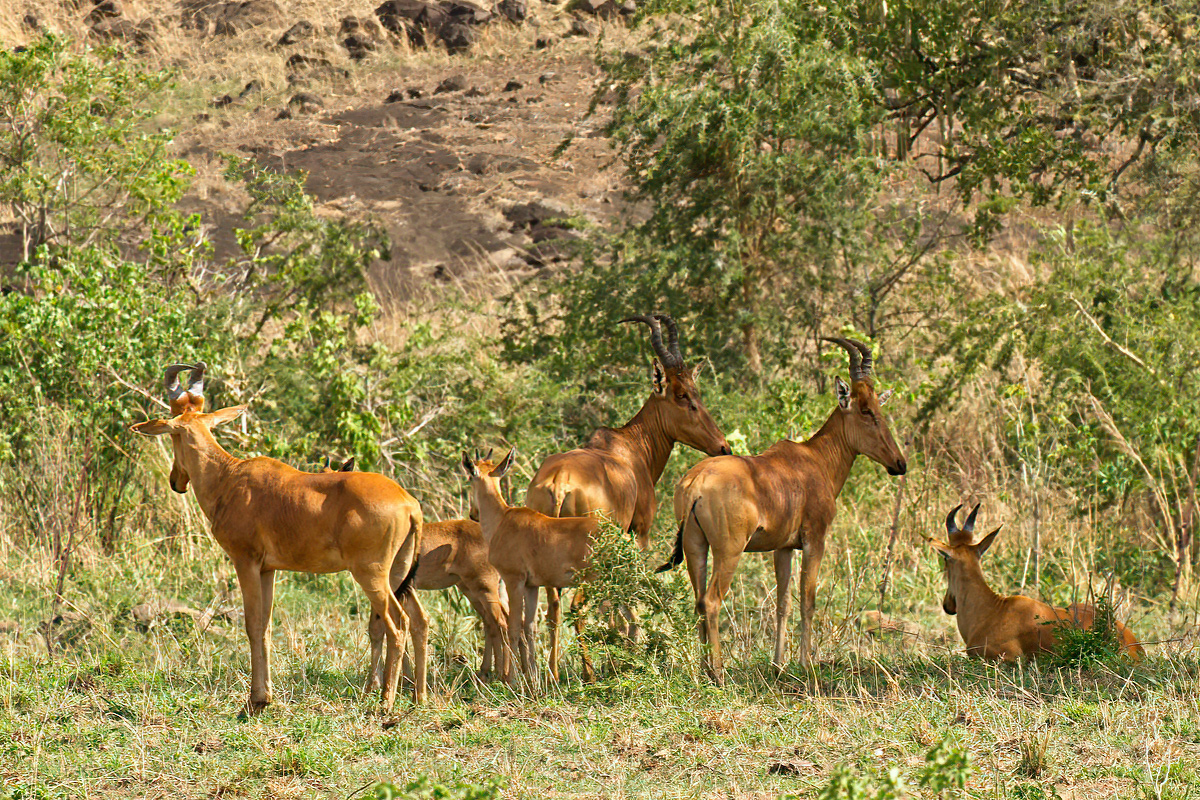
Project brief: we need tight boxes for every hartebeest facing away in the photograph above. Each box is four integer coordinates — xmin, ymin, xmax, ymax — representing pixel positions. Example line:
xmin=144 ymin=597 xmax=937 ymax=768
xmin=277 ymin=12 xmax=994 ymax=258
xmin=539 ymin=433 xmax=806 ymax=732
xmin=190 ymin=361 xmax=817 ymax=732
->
xmin=463 ymin=448 xmax=597 ymax=685
xmin=165 ymin=362 xmax=206 ymax=416
xmin=929 ymin=504 xmax=1144 ymax=661
xmin=326 ymin=451 xmax=508 ymax=683
xmin=661 ymin=337 xmax=907 ymax=682
xmin=526 ymin=313 xmax=730 ymax=678
xmin=132 ymin=405 xmax=425 ymax=713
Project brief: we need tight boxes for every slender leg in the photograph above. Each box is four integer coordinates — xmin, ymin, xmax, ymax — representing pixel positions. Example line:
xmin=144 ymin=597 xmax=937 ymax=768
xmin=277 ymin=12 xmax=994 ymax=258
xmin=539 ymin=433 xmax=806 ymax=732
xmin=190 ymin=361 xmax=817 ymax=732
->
xmin=701 ymin=549 xmax=744 ymax=686
xmin=504 ymin=579 xmax=524 ymax=687
xmin=547 ymin=587 xmax=562 ymax=683
xmin=683 ymin=526 xmax=710 ymax=647
xmin=772 ymin=550 xmax=794 ymax=671
xmin=259 ymin=569 xmax=276 ymax=704
xmin=366 ymin=611 xmax=384 ymax=694
xmin=572 ymin=587 xmax=596 ymax=682
xmin=354 ymin=568 xmax=406 ymax=712
xmin=402 ymin=592 xmax=429 ymax=703
xmin=233 ymin=559 xmax=270 ymax=713
xmin=798 ymin=536 xmax=826 ymax=668
xmin=522 ymin=584 xmax=540 ymax=685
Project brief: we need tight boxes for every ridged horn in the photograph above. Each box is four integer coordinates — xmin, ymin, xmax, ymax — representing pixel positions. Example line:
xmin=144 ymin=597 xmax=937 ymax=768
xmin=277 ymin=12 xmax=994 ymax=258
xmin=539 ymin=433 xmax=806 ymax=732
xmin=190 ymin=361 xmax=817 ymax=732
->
xmin=621 ymin=314 xmax=681 ymax=370
xmin=186 ymin=361 xmax=206 ymax=397
xmin=963 ymin=503 xmax=981 ymax=534
xmin=652 ymin=313 xmax=683 ymax=367
xmin=821 ymin=337 xmax=874 ymax=382
xmin=164 ymin=363 xmax=195 ymax=401
xmin=945 ymin=504 xmax=963 ymax=536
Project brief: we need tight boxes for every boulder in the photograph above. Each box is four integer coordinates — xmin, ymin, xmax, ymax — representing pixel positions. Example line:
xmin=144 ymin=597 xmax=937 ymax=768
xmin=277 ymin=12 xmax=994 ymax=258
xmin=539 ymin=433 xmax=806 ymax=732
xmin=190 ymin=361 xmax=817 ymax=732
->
xmin=340 ymin=14 xmax=382 ymax=38
xmin=568 ymin=15 xmax=597 ymax=36
xmin=86 ymin=0 xmax=123 ymax=24
xmin=288 ymin=92 xmax=324 ymax=114
xmin=568 ymin=0 xmax=619 ymax=17
xmin=496 ymin=0 xmax=526 ymax=23
xmin=276 ymin=19 xmax=314 ymax=45
xmin=434 ymin=74 xmax=467 ymax=93
xmin=214 ymin=0 xmax=283 ymax=35
xmin=344 ymin=33 xmax=378 ymax=60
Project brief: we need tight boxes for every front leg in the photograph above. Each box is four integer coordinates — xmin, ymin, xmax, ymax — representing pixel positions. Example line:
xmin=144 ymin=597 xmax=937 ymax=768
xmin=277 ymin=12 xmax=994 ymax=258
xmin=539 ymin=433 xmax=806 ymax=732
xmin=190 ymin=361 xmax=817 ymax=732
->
xmin=233 ymin=558 xmax=270 ymax=714
xmin=259 ymin=569 xmax=277 ymax=703
xmin=772 ymin=550 xmax=794 ymax=670
xmin=797 ymin=535 xmax=826 ymax=668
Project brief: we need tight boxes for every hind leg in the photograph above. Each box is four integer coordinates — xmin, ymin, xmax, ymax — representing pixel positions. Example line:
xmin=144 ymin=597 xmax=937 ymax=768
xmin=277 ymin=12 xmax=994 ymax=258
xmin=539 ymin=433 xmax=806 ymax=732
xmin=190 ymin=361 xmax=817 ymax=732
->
xmin=522 ymin=584 xmax=540 ymax=684
xmin=504 ymin=578 xmax=525 ymax=687
xmin=402 ymin=592 xmax=428 ymax=703
xmin=547 ymin=587 xmax=562 ymax=683
xmin=353 ymin=567 xmax=408 ymax=712
xmin=366 ymin=610 xmax=385 ymax=694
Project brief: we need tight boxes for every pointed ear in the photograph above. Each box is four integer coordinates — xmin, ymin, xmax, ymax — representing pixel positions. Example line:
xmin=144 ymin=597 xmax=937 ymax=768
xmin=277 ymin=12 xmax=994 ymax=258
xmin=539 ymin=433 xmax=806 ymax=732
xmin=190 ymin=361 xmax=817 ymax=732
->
xmin=651 ymin=359 xmax=667 ymax=395
xmin=205 ymin=405 xmax=247 ymax=428
xmin=320 ymin=455 xmax=331 ymax=471
xmin=494 ymin=447 xmax=517 ymax=478
xmin=340 ymin=457 xmax=355 ymax=472
xmin=877 ymin=388 xmax=894 ymax=405
xmin=975 ymin=526 xmax=1002 ymax=558
xmin=131 ymin=419 xmax=176 ymax=436
xmin=835 ymin=376 xmax=852 ymax=410
xmin=461 ymin=451 xmax=479 ymax=478
xmin=927 ymin=539 xmax=954 ymax=562
xmin=691 ymin=358 xmax=708 ymax=385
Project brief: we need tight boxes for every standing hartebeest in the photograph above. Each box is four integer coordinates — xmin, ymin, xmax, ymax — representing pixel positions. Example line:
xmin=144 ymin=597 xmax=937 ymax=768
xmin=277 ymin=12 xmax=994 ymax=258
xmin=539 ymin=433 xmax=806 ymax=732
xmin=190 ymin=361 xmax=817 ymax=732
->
xmin=929 ymin=504 xmax=1144 ymax=661
xmin=132 ymin=404 xmax=426 ymax=713
xmin=463 ymin=448 xmax=597 ymax=685
xmin=526 ymin=313 xmax=731 ymax=679
xmin=660 ymin=337 xmax=907 ymax=682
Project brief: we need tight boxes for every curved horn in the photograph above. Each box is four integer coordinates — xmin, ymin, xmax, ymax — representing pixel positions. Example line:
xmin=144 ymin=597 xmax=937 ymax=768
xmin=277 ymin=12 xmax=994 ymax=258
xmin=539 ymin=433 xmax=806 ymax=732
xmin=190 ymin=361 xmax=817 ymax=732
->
xmin=850 ymin=339 xmax=873 ymax=379
xmin=485 ymin=447 xmax=494 ymax=462
xmin=821 ymin=337 xmax=865 ymax=381
xmin=621 ymin=314 xmax=681 ymax=369
xmin=163 ymin=363 xmax=193 ymax=401
xmin=652 ymin=313 xmax=683 ymax=366
xmin=963 ymin=503 xmax=981 ymax=534
xmin=945 ymin=504 xmax=963 ymax=536
xmin=186 ymin=361 xmax=206 ymax=397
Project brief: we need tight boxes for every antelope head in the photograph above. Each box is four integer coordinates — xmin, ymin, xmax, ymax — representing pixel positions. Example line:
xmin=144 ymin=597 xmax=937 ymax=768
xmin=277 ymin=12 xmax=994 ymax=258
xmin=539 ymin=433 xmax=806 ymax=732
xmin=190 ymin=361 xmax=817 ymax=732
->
xmin=622 ymin=313 xmax=731 ymax=456
xmin=822 ymin=336 xmax=906 ymax=475
xmin=460 ymin=447 xmax=510 ymax=522
xmin=927 ymin=504 xmax=1002 ymax=615
xmin=320 ymin=456 xmax=356 ymax=473
xmin=164 ymin=362 xmax=207 ymax=417
xmin=131 ymin=405 xmax=248 ymax=494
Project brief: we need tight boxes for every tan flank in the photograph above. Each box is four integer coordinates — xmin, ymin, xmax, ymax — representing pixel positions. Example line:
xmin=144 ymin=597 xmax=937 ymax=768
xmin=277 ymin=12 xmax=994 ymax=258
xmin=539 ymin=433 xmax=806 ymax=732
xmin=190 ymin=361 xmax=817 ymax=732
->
xmin=464 ymin=448 xmax=598 ymax=686
xmin=661 ymin=337 xmax=907 ymax=683
xmin=928 ymin=504 xmax=1144 ymax=662
xmin=132 ymin=373 xmax=425 ymax=714
xmin=526 ymin=313 xmax=730 ymax=680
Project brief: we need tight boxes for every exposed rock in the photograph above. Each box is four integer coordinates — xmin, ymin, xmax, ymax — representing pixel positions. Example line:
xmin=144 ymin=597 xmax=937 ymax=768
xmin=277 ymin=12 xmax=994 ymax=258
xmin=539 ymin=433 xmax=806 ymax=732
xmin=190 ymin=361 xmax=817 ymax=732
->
xmin=89 ymin=17 xmax=154 ymax=47
xmin=288 ymin=92 xmax=325 ymax=114
xmin=535 ymin=35 xmax=554 ymax=49
xmin=276 ymin=19 xmax=313 ymax=45
xmin=443 ymin=0 xmax=493 ymax=25
xmin=340 ymin=14 xmax=382 ymax=38
xmin=464 ymin=85 xmax=486 ymax=97
xmin=385 ymin=88 xmax=407 ymax=103
xmin=239 ymin=79 xmax=263 ymax=97
xmin=407 ymin=87 xmax=425 ymax=98
xmin=181 ymin=0 xmax=284 ymax=36
xmin=619 ymin=0 xmax=636 ymax=13
xmin=375 ymin=0 xmax=448 ymax=34
xmin=529 ymin=223 xmax=579 ymax=243
xmin=539 ymin=71 xmax=560 ymax=85
xmin=434 ymin=74 xmax=467 ymax=94
xmin=211 ymin=93 xmax=235 ymax=108
xmin=568 ymin=15 xmax=597 ymax=36
xmin=285 ymin=53 xmax=349 ymax=81
xmin=23 ymin=12 xmax=41 ymax=29
xmin=344 ymin=33 xmax=378 ymax=60
xmin=439 ymin=21 xmax=475 ymax=53
xmin=568 ymin=0 xmax=619 ymax=16
xmin=502 ymin=79 xmax=523 ymax=92
xmin=496 ymin=0 xmax=526 ymax=23
xmin=86 ymin=0 xmax=123 ymax=24
xmin=505 ymin=201 xmax=561 ymax=230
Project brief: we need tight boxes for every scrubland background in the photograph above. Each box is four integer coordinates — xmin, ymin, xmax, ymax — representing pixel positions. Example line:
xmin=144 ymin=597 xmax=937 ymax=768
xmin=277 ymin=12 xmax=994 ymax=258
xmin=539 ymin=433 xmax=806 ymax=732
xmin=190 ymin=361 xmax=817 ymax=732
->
xmin=3 ymin=1 xmax=1200 ymax=797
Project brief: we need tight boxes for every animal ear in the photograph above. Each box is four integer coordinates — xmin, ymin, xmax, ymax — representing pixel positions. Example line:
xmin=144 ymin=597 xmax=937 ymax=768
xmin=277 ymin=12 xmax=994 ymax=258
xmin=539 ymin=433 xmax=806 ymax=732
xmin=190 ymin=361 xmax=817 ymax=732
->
xmin=340 ymin=457 xmax=355 ymax=472
xmin=494 ymin=447 xmax=517 ymax=478
xmin=877 ymin=388 xmax=894 ymax=405
xmin=131 ymin=419 xmax=175 ymax=436
xmin=975 ymin=526 xmax=1002 ymax=558
xmin=205 ymin=405 xmax=247 ymax=428
xmin=461 ymin=451 xmax=479 ymax=478
xmin=835 ymin=376 xmax=852 ymax=410
xmin=651 ymin=359 xmax=667 ymax=395
xmin=927 ymin=539 xmax=954 ymax=561
xmin=691 ymin=357 xmax=708 ymax=385
xmin=320 ymin=455 xmax=331 ymax=471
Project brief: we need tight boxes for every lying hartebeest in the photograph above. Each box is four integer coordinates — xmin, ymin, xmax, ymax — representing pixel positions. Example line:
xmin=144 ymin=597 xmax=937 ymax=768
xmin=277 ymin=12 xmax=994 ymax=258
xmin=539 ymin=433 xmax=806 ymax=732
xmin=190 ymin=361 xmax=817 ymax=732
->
xmin=929 ymin=504 xmax=1144 ymax=661
xmin=323 ymin=457 xmax=508 ymax=683
xmin=660 ymin=337 xmax=907 ymax=682
xmin=526 ymin=313 xmax=730 ymax=679
xmin=132 ymin=405 xmax=425 ymax=712
xmin=463 ymin=448 xmax=597 ymax=685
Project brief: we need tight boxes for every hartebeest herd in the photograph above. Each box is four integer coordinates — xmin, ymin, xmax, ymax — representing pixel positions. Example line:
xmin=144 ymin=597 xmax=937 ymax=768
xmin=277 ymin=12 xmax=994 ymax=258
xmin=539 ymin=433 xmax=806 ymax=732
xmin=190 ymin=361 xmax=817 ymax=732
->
xmin=133 ymin=314 xmax=1143 ymax=714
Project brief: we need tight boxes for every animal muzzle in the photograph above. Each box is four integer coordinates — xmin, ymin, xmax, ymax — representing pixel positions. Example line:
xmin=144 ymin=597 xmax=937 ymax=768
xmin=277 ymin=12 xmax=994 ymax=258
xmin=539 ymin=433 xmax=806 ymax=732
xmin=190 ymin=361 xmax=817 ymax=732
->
xmin=170 ymin=477 xmax=188 ymax=494
xmin=887 ymin=458 xmax=907 ymax=476
xmin=942 ymin=597 xmax=956 ymax=615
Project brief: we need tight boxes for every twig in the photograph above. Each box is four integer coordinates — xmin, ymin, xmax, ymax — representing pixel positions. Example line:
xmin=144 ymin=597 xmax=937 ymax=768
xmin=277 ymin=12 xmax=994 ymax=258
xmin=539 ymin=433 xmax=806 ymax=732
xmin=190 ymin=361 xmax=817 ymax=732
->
xmin=107 ymin=365 xmax=169 ymax=410
xmin=1069 ymin=296 xmax=1158 ymax=379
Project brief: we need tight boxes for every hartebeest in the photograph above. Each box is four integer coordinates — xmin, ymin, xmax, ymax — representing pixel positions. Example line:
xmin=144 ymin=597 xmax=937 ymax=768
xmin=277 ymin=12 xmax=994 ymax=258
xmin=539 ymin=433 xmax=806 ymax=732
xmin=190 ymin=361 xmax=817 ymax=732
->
xmin=929 ymin=504 xmax=1144 ymax=661
xmin=660 ymin=337 xmax=907 ymax=682
xmin=526 ymin=313 xmax=730 ymax=678
xmin=165 ymin=362 xmax=206 ymax=416
xmin=132 ymin=405 xmax=425 ymax=712
xmin=463 ymin=448 xmax=597 ymax=685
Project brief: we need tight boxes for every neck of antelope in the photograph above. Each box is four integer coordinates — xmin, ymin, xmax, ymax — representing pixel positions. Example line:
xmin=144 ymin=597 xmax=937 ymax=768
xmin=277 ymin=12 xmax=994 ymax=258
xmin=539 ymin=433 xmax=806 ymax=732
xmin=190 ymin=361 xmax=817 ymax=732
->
xmin=951 ymin=562 xmax=1004 ymax=637
xmin=473 ymin=477 xmax=510 ymax=544
xmin=618 ymin=399 xmax=676 ymax=485
xmin=805 ymin=410 xmax=857 ymax=496
xmin=180 ymin=427 xmax=239 ymax=522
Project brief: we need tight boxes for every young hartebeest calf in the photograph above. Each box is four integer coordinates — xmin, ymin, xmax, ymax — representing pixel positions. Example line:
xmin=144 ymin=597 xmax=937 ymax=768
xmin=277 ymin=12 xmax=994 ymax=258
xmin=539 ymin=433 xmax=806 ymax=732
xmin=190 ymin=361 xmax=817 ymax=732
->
xmin=929 ymin=504 xmax=1144 ymax=661
xmin=526 ymin=313 xmax=730 ymax=679
xmin=463 ymin=448 xmax=597 ymax=685
xmin=132 ymin=405 xmax=425 ymax=713
xmin=660 ymin=337 xmax=907 ymax=682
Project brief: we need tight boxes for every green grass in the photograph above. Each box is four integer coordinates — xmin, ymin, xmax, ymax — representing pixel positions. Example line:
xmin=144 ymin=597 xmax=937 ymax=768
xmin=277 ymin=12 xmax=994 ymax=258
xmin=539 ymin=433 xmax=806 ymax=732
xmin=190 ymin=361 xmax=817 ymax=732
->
xmin=2 ymin=522 xmax=1199 ymax=800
